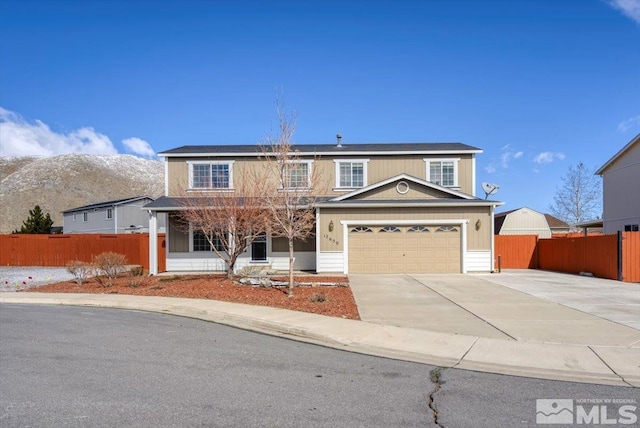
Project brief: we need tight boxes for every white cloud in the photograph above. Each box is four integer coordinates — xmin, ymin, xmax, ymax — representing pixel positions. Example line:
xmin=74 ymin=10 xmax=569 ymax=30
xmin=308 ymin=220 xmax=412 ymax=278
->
xmin=617 ymin=115 xmax=640 ymax=132
xmin=485 ymin=165 xmax=496 ymax=174
xmin=123 ymin=137 xmax=155 ymax=158
xmin=0 ymin=107 xmax=118 ymax=157
xmin=534 ymin=151 xmax=565 ymax=164
xmin=0 ymin=107 xmax=154 ymax=158
xmin=514 ymin=151 xmax=523 ymax=159
xmin=606 ymin=0 xmax=640 ymax=24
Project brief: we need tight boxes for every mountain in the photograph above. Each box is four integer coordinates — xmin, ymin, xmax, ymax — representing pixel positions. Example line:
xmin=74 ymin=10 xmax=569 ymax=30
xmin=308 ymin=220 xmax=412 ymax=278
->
xmin=0 ymin=154 xmax=164 ymax=233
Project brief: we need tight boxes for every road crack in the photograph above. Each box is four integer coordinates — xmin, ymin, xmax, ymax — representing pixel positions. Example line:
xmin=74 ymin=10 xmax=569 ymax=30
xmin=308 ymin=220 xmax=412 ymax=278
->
xmin=428 ymin=367 xmax=445 ymax=427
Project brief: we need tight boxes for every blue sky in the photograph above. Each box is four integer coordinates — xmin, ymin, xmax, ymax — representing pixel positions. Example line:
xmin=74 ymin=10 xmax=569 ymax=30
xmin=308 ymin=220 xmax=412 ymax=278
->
xmin=1 ymin=0 xmax=638 ymax=214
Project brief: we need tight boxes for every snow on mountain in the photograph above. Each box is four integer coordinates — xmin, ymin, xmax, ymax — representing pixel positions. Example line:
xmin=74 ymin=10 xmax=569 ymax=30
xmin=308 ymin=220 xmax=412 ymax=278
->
xmin=0 ymin=154 xmax=164 ymax=233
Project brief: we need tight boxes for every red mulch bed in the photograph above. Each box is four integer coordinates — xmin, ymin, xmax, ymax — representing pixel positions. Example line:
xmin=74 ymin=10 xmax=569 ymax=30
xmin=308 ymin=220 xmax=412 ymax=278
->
xmin=26 ymin=274 xmax=360 ymax=320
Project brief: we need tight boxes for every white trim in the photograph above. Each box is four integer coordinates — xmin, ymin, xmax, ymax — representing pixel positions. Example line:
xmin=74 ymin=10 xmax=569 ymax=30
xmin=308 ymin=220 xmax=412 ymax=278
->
xmin=333 ymin=158 xmax=370 ymax=189
xmin=424 ymin=157 xmax=460 ymax=187
xmin=340 ymin=219 xmax=469 ymax=274
xmin=490 ymin=205 xmax=495 ymax=272
xmin=160 ymin=149 xmax=484 ymax=158
xmin=471 ymin=155 xmax=477 ymax=197
xmin=187 ymin=160 xmax=235 ymax=190
xmin=318 ymin=201 xmax=503 ymax=208
xmin=148 ymin=211 xmax=158 ymax=275
xmin=164 ymin=159 xmax=169 ymax=196
xmin=282 ymin=159 xmax=313 ymax=190
xmin=315 ymin=208 xmax=321 ymax=268
xmin=106 ymin=208 xmax=113 ymax=221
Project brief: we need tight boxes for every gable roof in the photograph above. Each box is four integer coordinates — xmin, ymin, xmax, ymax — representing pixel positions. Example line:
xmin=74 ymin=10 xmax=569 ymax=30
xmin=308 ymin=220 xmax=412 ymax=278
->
xmin=331 ymin=173 xmax=475 ymax=202
xmin=317 ymin=174 xmax=502 ymax=208
xmin=595 ymin=133 xmax=640 ymax=175
xmin=159 ymin=142 xmax=482 ymax=157
xmin=62 ymin=196 xmax=154 ymax=214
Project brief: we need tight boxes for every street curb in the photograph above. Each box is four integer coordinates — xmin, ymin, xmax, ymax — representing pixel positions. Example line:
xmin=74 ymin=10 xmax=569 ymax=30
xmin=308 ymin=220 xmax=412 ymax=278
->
xmin=1 ymin=292 xmax=638 ymax=388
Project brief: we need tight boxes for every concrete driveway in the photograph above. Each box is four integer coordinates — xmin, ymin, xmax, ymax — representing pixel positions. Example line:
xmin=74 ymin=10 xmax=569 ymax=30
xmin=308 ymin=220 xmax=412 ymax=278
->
xmin=348 ymin=272 xmax=640 ymax=347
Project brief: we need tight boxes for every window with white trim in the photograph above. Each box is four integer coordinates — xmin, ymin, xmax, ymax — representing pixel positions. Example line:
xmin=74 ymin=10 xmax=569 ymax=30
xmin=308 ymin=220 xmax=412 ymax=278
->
xmin=72 ymin=214 xmax=77 ymax=222
xmin=193 ymin=230 xmax=226 ymax=252
xmin=284 ymin=161 xmax=311 ymax=189
xmin=83 ymin=212 xmax=88 ymax=222
xmin=106 ymin=208 xmax=113 ymax=220
xmin=334 ymin=159 xmax=368 ymax=188
xmin=188 ymin=161 xmax=234 ymax=189
xmin=425 ymin=159 xmax=459 ymax=187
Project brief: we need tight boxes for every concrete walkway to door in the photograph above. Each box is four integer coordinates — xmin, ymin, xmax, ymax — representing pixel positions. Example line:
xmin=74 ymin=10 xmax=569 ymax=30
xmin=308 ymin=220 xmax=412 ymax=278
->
xmin=348 ymin=273 xmax=640 ymax=347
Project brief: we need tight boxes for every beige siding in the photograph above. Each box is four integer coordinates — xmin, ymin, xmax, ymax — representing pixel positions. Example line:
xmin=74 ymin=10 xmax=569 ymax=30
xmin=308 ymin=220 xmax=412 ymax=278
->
xmin=168 ymin=214 xmax=189 ymax=252
xmin=351 ymin=182 xmax=452 ymax=200
xmin=319 ymin=206 xmax=491 ymax=251
xmin=167 ymin=153 xmax=476 ymax=197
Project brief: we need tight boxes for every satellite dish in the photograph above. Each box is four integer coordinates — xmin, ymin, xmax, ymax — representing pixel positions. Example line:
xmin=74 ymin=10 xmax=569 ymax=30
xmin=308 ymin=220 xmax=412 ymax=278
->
xmin=481 ymin=182 xmax=499 ymax=199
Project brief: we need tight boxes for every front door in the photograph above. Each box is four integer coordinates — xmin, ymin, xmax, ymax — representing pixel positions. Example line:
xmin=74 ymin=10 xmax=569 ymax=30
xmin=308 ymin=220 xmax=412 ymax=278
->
xmin=251 ymin=233 xmax=267 ymax=262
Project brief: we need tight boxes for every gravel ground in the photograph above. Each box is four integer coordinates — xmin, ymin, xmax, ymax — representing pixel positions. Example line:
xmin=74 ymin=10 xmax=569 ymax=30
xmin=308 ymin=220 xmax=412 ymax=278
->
xmin=0 ymin=267 xmax=74 ymax=292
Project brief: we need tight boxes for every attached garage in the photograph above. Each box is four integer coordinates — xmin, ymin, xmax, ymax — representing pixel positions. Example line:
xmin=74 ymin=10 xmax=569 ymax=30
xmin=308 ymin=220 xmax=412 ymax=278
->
xmin=348 ymin=224 xmax=461 ymax=273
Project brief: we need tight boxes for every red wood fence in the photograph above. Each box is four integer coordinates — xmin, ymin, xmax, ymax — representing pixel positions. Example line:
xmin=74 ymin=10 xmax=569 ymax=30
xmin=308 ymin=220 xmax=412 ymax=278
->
xmin=494 ymin=232 xmax=640 ymax=283
xmin=0 ymin=234 xmax=166 ymax=273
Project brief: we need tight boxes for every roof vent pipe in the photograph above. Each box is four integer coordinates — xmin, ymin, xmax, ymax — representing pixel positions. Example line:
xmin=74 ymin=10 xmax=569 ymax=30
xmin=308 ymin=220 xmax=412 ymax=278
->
xmin=336 ymin=133 xmax=342 ymax=147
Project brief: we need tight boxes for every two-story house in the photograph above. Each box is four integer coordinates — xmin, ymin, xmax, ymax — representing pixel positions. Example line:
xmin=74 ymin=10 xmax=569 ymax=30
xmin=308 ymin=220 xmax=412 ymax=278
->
xmin=145 ymin=141 xmax=503 ymax=275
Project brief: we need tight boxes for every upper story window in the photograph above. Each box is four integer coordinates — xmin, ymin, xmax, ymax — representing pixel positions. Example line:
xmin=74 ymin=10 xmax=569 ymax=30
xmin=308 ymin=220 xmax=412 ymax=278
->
xmin=425 ymin=158 xmax=459 ymax=187
xmin=83 ymin=212 xmax=88 ymax=222
xmin=188 ymin=161 xmax=234 ymax=190
xmin=284 ymin=161 xmax=312 ymax=189
xmin=106 ymin=208 xmax=113 ymax=220
xmin=334 ymin=159 xmax=369 ymax=189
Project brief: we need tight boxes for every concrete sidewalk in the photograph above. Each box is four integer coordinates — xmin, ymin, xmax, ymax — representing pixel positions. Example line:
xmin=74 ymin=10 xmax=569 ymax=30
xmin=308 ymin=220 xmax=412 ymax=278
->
xmin=1 ymin=292 xmax=638 ymax=388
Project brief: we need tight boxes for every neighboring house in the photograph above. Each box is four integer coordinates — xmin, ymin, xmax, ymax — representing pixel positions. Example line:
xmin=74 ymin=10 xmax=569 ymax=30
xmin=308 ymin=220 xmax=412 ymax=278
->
xmin=62 ymin=196 xmax=166 ymax=234
xmin=595 ymin=133 xmax=640 ymax=234
xmin=494 ymin=207 xmax=569 ymax=238
xmin=145 ymin=142 xmax=503 ymax=275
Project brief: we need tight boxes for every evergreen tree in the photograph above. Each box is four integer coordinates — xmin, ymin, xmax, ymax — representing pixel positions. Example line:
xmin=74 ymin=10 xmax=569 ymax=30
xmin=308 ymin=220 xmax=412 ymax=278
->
xmin=15 ymin=205 xmax=54 ymax=234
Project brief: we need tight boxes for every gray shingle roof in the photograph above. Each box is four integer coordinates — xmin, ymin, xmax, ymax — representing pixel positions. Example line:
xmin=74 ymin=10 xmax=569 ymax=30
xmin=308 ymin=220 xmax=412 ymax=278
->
xmin=63 ymin=196 xmax=154 ymax=213
xmin=159 ymin=142 xmax=482 ymax=156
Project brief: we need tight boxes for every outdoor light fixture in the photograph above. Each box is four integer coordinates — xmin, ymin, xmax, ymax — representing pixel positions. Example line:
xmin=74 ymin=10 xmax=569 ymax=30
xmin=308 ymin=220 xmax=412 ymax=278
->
xmin=475 ymin=219 xmax=481 ymax=231
xmin=329 ymin=220 xmax=334 ymax=232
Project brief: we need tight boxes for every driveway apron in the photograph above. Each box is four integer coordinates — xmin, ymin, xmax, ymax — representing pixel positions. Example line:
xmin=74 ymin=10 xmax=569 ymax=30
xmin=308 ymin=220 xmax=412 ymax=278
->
xmin=349 ymin=274 xmax=640 ymax=346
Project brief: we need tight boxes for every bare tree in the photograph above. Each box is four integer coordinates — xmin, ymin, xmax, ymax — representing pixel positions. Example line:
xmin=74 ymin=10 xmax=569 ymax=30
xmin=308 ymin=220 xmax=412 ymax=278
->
xmin=549 ymin=162 xmax=602 ymax=226
xmin=261 ymin=103 xmax=323 ymax=296
xmin=176 ymin=169 xmax=270 ymax=279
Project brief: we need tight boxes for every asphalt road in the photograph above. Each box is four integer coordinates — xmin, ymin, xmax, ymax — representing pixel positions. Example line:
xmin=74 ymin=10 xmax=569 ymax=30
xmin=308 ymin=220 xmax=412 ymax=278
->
xmin=0 ymin=305 xmax=636 ymax=427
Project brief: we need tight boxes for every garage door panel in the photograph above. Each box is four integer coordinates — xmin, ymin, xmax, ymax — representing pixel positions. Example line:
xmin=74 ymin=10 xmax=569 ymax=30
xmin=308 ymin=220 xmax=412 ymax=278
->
xmin=348 ymin=224 xmax=460 ymax=274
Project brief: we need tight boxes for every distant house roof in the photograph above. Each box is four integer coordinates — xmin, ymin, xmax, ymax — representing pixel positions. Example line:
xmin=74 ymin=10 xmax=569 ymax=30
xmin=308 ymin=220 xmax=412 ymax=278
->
xmin=543 ymin=214 xmax=570 ymax=230
xmin=595 ymin=133 xmax=640 ymax=175
xmin=62 ymin=196 xmax=154 ymax=214
xmin=159 ymin=142 xmax=482 ymax=157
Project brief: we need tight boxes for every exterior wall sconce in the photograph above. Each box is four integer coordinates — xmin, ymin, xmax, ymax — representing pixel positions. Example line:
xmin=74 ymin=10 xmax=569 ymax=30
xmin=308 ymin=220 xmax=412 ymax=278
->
xmin=475 ymin=219 xmax=481 ymax=231
xmin=329 ymin=220 xmax=334 ymax=232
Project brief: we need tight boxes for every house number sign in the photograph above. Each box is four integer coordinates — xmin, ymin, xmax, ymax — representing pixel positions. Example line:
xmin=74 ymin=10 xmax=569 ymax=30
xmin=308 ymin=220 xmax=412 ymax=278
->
xmin=323 ymin=233 xmax=339 ymax=246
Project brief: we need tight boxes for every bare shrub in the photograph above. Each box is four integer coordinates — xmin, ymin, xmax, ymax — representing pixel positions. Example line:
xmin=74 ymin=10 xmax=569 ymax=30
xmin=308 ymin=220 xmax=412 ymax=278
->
xmin=309 ymin=292 xmax=327 ymax=303
xmin=66 ymin=260 xmax=94 ymax=285
xmin=94 ymin=252 xmax=127 ymax=287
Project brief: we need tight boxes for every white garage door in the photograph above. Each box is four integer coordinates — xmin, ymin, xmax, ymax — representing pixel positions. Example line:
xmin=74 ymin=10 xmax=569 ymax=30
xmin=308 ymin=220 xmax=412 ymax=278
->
xmin=348 ymin=225 xmax=461 ymax=273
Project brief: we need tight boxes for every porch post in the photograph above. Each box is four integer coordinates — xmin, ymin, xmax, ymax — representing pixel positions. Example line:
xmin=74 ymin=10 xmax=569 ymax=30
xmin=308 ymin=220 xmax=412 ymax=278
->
xmin=148 ymin=210 xmax=158 ymax=275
